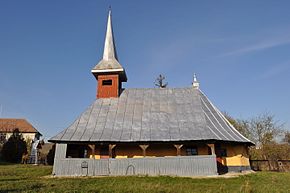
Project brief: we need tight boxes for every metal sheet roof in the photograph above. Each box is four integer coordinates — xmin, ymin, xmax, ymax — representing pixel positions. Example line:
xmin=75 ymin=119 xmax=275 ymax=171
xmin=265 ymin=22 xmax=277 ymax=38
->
xmin=49 ymin=88 xmax=252 ymax=144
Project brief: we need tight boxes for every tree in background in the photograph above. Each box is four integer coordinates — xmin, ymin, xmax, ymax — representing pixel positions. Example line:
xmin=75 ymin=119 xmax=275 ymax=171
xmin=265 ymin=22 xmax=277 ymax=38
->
xmin=25 ymin=138 xmax=32 ymax=157
xmin=224 ymin=113 xmax=289 ymax=162
xmin=249 ymin=114 xmax=284 ymax=146
xmin=225 ymin=113 xmax=284 ymax=146
xmin=224 ymin=113 xmax=251 ymax=139
xmin=154 ymin=74 xmax=168 ymax=88
xmin=283 ymin=131 xmax=290 ymax=144
xmin=46 ymin=144 xmax=55 ymax=165
xmin=1 ymin=129 xmax=27 ymax=163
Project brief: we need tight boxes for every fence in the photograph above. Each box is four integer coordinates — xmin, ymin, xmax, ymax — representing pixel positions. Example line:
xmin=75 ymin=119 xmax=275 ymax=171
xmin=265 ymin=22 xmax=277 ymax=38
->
xmin=250 ymin=160 xmax=290 ymax=172
xmin=53 ymin=155 xmax=218 ymax=177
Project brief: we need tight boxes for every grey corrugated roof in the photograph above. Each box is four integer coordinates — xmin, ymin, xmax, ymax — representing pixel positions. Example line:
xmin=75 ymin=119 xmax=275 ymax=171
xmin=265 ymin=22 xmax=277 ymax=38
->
xmin=49 ymin=88 xmax=252 ymax=144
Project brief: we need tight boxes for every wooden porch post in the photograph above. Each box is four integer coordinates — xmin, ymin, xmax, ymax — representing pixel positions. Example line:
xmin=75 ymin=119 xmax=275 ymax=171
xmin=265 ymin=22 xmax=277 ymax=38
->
xmin=207 ymin=144 xmax=215 ymax=155
xmin=109 ymin=144 xmax=116 ymax=158
xmin=174 ymin=144 xmax=183 ymax=156
xmin=88 ymin=144 xmax=95 ymax=159
xmin=139 ymin=144 xmax=149 ymax=157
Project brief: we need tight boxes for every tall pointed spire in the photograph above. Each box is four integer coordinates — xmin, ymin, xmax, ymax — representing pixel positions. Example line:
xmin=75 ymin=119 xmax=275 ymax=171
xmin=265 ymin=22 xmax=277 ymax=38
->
xmin=92 ymin=8 xmax=127 ymax=82
xmin=102 ymin=8 xmax=118 ymax=61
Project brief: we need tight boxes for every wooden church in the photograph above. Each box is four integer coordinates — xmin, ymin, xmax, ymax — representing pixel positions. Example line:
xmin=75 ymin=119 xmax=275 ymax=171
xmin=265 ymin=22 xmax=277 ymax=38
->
xmin=49 ymin=10 xmax=253 ymax=176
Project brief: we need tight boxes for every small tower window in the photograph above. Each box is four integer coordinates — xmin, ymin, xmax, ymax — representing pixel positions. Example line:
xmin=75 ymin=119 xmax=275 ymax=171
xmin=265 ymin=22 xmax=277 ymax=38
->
xmin=102 ymin=79 xmax=112 ymax=86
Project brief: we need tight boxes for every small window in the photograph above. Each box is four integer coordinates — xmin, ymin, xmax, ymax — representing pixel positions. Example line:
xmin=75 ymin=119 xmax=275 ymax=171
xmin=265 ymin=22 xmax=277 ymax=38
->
xmin=102 ymin=79 xmax=112 ymax=86
xmin=186 ymin=147 xmax=198 ymax=156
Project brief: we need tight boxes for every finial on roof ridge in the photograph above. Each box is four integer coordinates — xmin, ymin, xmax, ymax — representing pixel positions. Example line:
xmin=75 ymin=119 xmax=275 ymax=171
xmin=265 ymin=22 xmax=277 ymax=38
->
xmin=192 ymin=73 xmax=200 ymax=89
xmin=193 ymin=73 xmax=197 ymax=82
xmin=108 ymin=6 xmax=112 ymax=16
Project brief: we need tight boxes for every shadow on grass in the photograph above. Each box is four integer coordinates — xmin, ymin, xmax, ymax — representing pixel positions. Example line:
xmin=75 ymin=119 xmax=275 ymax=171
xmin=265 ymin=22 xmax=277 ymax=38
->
xmin=0 ymin=160 xmax=16 ymax=165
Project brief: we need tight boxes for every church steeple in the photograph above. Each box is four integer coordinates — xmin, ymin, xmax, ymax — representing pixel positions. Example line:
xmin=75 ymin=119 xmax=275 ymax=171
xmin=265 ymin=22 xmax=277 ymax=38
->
xmin=92 ymin=9 xmax=127 ymax=98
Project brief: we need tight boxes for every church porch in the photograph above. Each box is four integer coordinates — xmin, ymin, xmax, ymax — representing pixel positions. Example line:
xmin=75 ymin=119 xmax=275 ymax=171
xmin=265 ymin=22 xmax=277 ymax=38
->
xmin=53 ymin=143 xmax=218 ymax=176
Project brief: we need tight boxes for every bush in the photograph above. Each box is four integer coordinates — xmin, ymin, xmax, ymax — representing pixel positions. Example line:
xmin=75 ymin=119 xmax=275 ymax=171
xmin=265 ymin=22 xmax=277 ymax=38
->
xmin=46 ymin=144 xmax=55 ymax=165
xmin=1 ymin=129 xmax=27 ymax=163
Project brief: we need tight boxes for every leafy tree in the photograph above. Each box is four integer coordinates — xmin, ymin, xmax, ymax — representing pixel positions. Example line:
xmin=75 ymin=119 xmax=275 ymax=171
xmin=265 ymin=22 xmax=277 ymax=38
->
xmin=1 ymin=129 xmax=27 ymax=163
xmin=262 ymin=142 xmax=290 ymax=160
xmin=25 ymin=138 xmax=32 ymax=156
xmin=154 ymin=74 xmax=168 ymax=88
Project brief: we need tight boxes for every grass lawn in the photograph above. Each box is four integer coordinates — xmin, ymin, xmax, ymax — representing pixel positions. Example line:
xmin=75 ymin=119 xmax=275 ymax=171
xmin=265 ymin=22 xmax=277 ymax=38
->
xmin=0 ymin=164 xmax=289 ymax=193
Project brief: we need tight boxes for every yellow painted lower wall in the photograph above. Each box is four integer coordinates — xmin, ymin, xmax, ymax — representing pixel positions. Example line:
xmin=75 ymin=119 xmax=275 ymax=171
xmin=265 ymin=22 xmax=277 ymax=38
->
xmin=221 ymin=144 xmax=250 ymax=166
xmin=88 ymin=144 xmax=211 ymax=159
xmin=88 ymin=144 xmax=178 ymax=159
xmin=89 ymin=155 xmax=101 ymax=159
xmin=85 ymin=143 xmax=250 ymax=167
xmin=223 ymin=155 xmax=250 ymax=166
xmin=115 ymin=144 xmax=143 ymax=158
xmin=146 ymin=144 xmax=176 ymax=157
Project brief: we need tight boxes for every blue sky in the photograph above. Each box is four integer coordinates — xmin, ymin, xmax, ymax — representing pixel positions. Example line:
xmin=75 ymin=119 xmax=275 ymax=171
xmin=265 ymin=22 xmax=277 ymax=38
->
xmin=1 ymin=1 xmax=290 ymax=140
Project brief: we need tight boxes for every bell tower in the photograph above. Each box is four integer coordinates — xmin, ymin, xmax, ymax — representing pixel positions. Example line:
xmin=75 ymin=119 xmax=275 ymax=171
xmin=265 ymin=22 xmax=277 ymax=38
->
xmin=91 ymin=9 xmax=127 ymax=98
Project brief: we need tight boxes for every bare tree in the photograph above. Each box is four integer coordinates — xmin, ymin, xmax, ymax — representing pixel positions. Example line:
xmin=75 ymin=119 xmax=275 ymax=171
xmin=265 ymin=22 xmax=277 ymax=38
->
xmin=249 ymin=113 xmax=284 ymax=147
xmin=283 ymin=131 xmax=290 ymax=144
xmin=154 ymin=74 xmax=168 ymax=88
xmin=225 ymin=112 xmax=284 ymax=146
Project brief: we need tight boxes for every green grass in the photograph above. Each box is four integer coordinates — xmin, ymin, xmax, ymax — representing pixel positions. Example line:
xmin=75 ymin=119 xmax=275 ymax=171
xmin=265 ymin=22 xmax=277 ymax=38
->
xmin=0 ymin=164 xmax=290 ymax=193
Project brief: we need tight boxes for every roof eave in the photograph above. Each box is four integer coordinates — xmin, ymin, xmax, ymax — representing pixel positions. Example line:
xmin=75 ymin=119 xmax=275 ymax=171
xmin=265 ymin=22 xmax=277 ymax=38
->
xmin=91 ymin=69 xmax=127 ymax=82
xmin=91 ymin=68 xmax=124 ymax=73
xmin=48 ymin=138 xmax=253 ymax=145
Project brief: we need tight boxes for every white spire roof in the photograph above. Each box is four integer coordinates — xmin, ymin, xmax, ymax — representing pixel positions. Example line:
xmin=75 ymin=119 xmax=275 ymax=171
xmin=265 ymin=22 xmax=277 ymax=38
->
xmin=102 ymin=9 xmax=118 ymax=61
xmin=92 ymin=9 xmax=127 ymax=81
